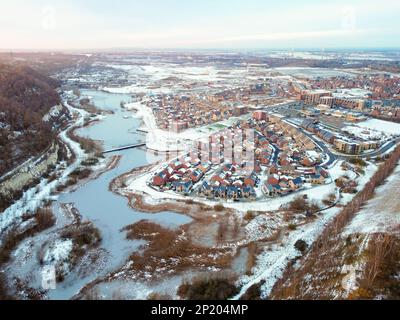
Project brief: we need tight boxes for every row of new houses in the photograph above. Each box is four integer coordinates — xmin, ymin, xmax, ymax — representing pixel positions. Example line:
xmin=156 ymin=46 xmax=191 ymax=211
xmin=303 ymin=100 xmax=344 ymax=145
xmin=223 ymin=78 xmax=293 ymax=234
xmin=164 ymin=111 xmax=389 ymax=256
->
xmin=301 ymin=119 xmax=379 ymax=154
xmin=262 ymin=164 xmax=329 ymax=197
xmin=151 ymin=116 xmax=330 ymax=200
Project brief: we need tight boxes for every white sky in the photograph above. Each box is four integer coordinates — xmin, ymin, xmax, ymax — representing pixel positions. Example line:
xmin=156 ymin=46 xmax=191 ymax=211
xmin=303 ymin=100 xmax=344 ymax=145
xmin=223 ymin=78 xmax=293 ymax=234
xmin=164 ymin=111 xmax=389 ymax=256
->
xmin=0 ymin=0 xmax=399 ymax=50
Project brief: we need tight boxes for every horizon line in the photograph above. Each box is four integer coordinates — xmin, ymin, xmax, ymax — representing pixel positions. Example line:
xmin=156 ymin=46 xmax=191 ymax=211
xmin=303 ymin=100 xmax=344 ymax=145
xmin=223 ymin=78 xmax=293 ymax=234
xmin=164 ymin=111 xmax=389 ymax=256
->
xmin=1 ymin=47 xmax=400 ymax=54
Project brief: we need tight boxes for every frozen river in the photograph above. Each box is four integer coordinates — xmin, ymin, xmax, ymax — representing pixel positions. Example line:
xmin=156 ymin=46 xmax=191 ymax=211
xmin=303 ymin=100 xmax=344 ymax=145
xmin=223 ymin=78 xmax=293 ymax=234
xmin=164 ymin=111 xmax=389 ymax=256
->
xmin=48 ymin=90 xmax=192 ymax=299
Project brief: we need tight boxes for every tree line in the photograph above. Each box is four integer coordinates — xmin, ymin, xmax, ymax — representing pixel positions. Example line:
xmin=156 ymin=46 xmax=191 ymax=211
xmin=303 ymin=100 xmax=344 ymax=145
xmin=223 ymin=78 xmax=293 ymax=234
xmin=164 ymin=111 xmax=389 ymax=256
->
xmin=0 ymin=63 xmax=60 ymax=176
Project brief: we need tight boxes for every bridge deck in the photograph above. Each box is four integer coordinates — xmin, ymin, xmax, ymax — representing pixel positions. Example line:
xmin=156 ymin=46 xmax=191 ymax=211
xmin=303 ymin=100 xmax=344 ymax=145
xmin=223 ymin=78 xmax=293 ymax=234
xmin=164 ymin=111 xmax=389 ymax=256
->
xmin=103 ymin=143 xmax=146 ymax=154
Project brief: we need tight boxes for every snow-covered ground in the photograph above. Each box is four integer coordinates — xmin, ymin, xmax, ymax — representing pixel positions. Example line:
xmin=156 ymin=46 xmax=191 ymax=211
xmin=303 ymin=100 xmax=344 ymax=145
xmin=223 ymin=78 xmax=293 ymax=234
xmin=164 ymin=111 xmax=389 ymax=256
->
xmin=245 ymin=214 xmax=283 ymax=242
xmin=273 ymin=67 xmax=355 ymax=79
xmin=100 ymin=64 xmax=227 ymax=95
xmin=344 ymin=161 xmax=400 ymax=236
xmin=357 ymin=119 xmax=400 ymax=136
xmin=342 ymin=125 xmax=392 ymax=141
xmin=43 ymin=239 xmax=73 ymax=267
xmin=232 ymin=161 xmax=378 ymax=299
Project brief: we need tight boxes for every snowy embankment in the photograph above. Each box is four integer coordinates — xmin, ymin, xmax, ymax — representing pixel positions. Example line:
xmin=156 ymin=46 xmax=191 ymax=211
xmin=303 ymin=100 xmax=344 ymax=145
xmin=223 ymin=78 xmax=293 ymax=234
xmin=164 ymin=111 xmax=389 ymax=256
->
xmin=0 ymin=102 xmax=88 ymax=239
xmin=344 ymin=161 xmax=400 ymax=236
xmin=232 ymin=161 xmax=378 ymax=299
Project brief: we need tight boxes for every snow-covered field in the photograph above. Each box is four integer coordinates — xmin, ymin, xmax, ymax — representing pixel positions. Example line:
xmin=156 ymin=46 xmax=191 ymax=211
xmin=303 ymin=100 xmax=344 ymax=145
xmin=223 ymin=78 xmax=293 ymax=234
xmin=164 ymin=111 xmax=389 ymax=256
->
xmin=357 ymin=119 xmax=400 ymax=136
xmin=273 ymin=67 xmax=355 ymax=79
xmin=100 ymin=64 xmax=227 ymax=95
xmin=245 ymin=214 xmax=283 ymax=242
xmin=342 ymin=125 xmax=391 ymax=141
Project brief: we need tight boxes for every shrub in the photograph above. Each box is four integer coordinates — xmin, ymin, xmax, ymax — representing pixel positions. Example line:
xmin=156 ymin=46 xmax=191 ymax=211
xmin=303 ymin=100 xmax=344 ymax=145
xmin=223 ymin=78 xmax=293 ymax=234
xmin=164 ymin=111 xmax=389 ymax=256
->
xmin=35 ymin=208 xmax=56 ymax=230
xmin=335 ymin=178 xmax=346 ymax=188
xmin=81 ymin=158 xmax=99 ymax=166
xmin=240 ymin=281 xmax=265 ymax=300
xmin=61 ymin=222 xmax=101 ymax=248
xmin=0 ymin=207 xmax=55 ymax=264
xmin=47 ymin=173 xmax=58 ymax=183
xmin=70 ymin=168 xmax=92 ymax=180
xmin=214 ymin=204 xmax=225 ymax=212
xmin=68 ymin=131 xmax=102 ymax=154
xmin=56 ymin=184 xmax=67 ymax=192
xmin=178 ymin=274 xmax=238 ymax=300
xmin=357 ymin=168 xmax=366 ymax=175
xmin=322 ymin=193 xmax=337 ymax=206
xmin=288 ymin=196 xmax=307 ymax=213
xmin=147 ymin=292 xmax=172 ymax=300
xmin=343 ymin=187 xmax=358 ymax=194
xmin=217 ymin=222 xmax=228 ymax=241
xmin=60 ymin=222 xmax=102 ymax=268
xmin=65 ymin=178 xmax=77 ymax=187
xmin=244 ymin=211 xmax=256 ymax=221
xmin=0 ymin=230 xmax=19 ymax=264
xmin=294 ymin=240 xmax=308 ymax=253
xmin=309 ymin=201 xmax=321 ymax=213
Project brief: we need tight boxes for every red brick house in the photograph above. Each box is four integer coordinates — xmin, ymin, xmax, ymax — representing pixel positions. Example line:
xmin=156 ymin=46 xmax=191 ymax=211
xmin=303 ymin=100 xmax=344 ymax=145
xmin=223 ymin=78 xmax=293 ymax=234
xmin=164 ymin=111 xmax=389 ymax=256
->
xmin=153 ymin=172 xmax=168 ymax=186
xmin=267 ymin=174 xmax=280 ymax=185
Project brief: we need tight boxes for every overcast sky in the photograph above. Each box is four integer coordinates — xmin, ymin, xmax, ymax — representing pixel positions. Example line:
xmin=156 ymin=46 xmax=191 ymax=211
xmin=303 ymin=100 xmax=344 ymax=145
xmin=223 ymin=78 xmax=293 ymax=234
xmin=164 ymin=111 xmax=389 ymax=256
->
xmin=1 ymin=0 xmax=399 ymax=50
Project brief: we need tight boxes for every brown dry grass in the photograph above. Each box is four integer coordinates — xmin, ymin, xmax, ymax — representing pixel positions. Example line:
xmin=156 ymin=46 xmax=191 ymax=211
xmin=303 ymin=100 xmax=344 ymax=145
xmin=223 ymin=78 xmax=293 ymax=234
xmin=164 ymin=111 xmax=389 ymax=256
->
xmin=358 ymin=233 xmax=400 ymax=299
xmin=59 ymin=221 xmax=102 ymax=268
xmin=121 ymin=220 xmax=233 ymax=277
xmin=68 ymin=129 xmax=103 ymax=155
xmin=246 ymin=242 xmax=258 ymax=276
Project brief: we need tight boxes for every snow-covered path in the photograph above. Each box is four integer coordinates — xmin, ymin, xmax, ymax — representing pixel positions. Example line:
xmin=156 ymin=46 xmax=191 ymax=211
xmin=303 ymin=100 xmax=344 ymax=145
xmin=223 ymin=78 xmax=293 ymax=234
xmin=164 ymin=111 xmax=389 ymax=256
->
xmin=0 ymin=101 xmax=88 ymax=238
